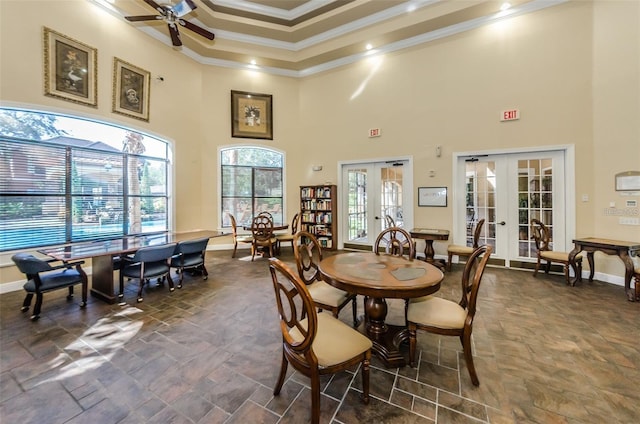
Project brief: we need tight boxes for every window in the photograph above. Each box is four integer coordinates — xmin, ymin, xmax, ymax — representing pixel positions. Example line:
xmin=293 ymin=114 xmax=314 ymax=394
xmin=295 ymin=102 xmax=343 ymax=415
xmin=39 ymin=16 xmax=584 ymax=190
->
xmin=0 ymin=108 xmax=171 ymax=251
xmin=220 ymin=146 xmax=283 ymax=227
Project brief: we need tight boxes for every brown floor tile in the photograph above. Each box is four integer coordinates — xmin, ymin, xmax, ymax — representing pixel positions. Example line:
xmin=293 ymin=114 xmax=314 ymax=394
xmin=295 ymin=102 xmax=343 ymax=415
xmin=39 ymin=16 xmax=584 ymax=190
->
xmin=1 ymin=250 xmax=639 ymax=423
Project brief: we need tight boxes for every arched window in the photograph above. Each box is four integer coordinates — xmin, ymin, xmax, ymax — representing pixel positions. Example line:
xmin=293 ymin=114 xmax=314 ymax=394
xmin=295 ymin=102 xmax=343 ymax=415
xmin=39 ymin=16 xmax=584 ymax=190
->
xmin=220 ymin=146 xmax=284 ymax=227
xmin=0 ymin=108 xmax=172 ymax=251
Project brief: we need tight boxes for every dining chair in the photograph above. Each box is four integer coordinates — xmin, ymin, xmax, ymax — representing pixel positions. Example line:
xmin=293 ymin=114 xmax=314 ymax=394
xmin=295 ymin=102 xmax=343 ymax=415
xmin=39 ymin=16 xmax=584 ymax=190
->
xmin=447 ymin=219 xmax=485 ymax=271
xmin=374 ymin=226 xmax=415 ymax=259
xmin=407 ymin=245 xmax=492 ymax=386
xmin=531 ymin=218 xmax=582 ymax=285
xmin=251 ymin=214 xmax=277 ymax=261
xmin=268 ymin=257 xmax=371 ymax=424
xmin=229 ymin=214 xmax=253 ymax=258
xmin=275 ymin=213 xmax=299 ymax=254
xmin=373 ymin=226 xmax=416 ymax=324
xmin=11 ymin=253 xmax=88 ymax=321
xmin=170 ymin=237 xmax=209 ymax=288
xmin=293 ymin=231 xmax=358 ymax=327
xmin=119 ymin=243 xmax=177 ymax=303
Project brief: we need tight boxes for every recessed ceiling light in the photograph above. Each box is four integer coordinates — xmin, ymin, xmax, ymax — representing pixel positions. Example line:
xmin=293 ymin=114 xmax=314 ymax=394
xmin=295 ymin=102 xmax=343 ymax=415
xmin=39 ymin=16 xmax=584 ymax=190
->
xmin=250 ymin=59 xmax=257 ymax=65
xmin=366 ymin=44 xmax=373 ymax=50
xmin=500 ymin=2 xmax=511 ymax=11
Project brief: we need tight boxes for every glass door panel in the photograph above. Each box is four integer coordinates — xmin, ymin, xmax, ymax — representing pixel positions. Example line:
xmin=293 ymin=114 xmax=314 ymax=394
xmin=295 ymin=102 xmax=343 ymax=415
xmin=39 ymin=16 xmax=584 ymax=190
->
xmin=342 ymin=161 xmax=410 ymax=248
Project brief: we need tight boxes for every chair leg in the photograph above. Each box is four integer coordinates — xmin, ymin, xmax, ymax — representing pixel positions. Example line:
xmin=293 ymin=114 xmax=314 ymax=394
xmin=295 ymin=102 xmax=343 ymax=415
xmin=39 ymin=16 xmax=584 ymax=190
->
xmin=21 ymin=293 xmax=33 ymax=312
xmin=67 ymin=286 xmax=74 ymax=300
xmin=408 ymin=324 xmax=417 ymax=367
xmin=177 ymin=267 xmax=184 ymax=289
xmin=533 ymin=257 xmax=541 ymax=277
xmin=310 ymin=371 xmax=321 ymax=424
xmin=232 ymin=241 xmax=238 ymax=258
xmin=251 ymin=243 xmax=256 ymax=262
xmin=32 ymin=292 xmax=44 ymax=320
xmin=119 ymin=271 xmax=125 ymax=299
xmin=461 ymin=330 xmax=479 ymax=386
xmin=201 ymin=264 xmax=208 ymax=280
xmin=137 ymin=279 xmax=145 ymax=303
xmin=361 ymin=352 xmax=370 ymax=404
xmin=167 ymin=272 xmax=175 ymax=292
xmin=563 ymin=263 xmax=570 ymax=285
xmin=351 ymin=297 xmax=358 ymax=328
xmin=447 ymin=252 xmax=453 ymax=271
xmin=80 ymin=280 xmax=87 ymax=308
xmin=273 ymin=351 xmax=288 ymax=395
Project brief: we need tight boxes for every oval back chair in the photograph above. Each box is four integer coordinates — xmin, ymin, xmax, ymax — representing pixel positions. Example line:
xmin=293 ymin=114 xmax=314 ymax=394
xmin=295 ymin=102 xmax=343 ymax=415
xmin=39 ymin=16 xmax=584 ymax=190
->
xmin=268 ymin=258 xmax=371 ymax=424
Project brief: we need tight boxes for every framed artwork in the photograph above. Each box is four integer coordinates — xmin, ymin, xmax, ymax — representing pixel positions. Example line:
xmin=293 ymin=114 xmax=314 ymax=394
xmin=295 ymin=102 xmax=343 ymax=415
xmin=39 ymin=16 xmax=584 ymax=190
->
xmin=112 ymin=58 xmax=150 ymax=122
xmin=418 ymin=187 xmax=447 ymax=207
xmin=231 ymin=90 xmax=273 ymax=139
xmin=43 ymin=27 xmax=97 ymax=107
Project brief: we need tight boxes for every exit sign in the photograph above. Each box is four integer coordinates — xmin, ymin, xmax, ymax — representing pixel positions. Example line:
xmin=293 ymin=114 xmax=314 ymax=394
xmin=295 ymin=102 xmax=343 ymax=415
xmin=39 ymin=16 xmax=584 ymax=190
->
xmin=501 ymin=109 xmax=520 ymax=121
xmin=369 ymin=128 xmax=381 ymax=138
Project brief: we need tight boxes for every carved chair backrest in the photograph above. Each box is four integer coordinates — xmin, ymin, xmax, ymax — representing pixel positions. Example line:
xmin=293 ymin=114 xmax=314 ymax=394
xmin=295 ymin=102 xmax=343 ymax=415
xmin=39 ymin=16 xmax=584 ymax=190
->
xmin=293 ymin=231 xmax=322 ymax=285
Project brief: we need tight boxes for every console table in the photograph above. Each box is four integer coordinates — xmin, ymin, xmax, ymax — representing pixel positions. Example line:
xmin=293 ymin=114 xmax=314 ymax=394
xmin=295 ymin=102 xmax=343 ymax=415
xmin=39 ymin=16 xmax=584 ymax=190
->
xmin=568 ymin=238 xmax=640 ymax=301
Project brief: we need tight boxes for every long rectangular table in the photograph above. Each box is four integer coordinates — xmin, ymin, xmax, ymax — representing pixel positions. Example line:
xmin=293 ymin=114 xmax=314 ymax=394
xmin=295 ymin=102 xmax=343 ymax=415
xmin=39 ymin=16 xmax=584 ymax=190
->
xmin=38 ymin=230 xmax=226 ymax=304
xmin=568 ymin=237 xmax=640 ymax=301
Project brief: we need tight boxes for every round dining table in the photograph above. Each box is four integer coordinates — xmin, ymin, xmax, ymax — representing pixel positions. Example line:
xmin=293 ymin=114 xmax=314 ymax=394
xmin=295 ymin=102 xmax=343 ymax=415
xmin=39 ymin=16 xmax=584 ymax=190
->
xmin=319 ymin=252 xmax=444 ymax=368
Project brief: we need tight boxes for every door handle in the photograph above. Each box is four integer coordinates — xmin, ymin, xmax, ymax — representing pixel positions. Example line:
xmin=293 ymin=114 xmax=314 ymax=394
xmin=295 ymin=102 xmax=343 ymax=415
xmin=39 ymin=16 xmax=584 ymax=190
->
xmin=498 ymin=221 xmax=506 ymax=226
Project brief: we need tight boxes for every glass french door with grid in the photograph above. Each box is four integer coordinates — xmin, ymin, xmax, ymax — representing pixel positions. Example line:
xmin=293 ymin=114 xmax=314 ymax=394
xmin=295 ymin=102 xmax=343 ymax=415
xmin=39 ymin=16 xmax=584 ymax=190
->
xmin=456 ymin=150 xmax=565 ymax=266
xmin=341 ymin=161 xmax=411 ymax=249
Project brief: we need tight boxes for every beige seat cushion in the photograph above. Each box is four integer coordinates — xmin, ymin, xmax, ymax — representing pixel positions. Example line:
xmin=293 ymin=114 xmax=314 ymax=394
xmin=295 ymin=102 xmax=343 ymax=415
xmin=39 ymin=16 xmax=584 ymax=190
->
xmin=290 ymin=312 xmax=372 ymax=367
xmin=276 ymin=234 xmax=294 ymax=241
xmin=307 ymin=280 xmax=351 ymax=307
xmin=407 ymin=296 xmax=466 ymax=330
xmin=447 ymin=245 xmax=474 ymax=255
xmin=236 ymin=235 xmax=253 ymax=243
xmin=540 ymin=250 xmax=571 ymax=261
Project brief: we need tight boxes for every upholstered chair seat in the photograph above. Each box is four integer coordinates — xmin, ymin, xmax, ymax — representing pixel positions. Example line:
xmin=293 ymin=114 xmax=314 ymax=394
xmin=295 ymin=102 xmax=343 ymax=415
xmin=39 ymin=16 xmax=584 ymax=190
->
xmin=290 ymin=312 xmax=372 ymax=367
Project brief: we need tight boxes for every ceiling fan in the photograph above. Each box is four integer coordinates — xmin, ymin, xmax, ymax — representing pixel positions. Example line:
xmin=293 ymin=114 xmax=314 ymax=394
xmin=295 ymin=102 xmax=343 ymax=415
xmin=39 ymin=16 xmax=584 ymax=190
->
xmin=125 ymin=0 xmax=215 ymax=47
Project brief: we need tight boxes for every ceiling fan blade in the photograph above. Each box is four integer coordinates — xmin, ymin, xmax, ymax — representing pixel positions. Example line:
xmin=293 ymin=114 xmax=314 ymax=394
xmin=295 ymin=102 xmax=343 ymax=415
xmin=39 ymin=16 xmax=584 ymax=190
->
xmin=179 ymin=19 xmax=215 ymax=41
xmin=173 ymin=0 xmax=197 ymax=18
xmin=125 ymin=15 xmax=162 ymax=22
xmin=142 ymin=0 xmax=164 ymax=14
xmin=167 ymin=23 xmax=182 ymax=46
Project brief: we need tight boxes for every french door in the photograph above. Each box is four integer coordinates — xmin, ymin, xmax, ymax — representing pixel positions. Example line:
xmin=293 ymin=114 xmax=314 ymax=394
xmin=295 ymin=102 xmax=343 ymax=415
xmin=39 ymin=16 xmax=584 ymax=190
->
xmin=340 ymin=160 xmax=413 ymax=249
xmin=454 ymin=149 xmax=570 ymax=267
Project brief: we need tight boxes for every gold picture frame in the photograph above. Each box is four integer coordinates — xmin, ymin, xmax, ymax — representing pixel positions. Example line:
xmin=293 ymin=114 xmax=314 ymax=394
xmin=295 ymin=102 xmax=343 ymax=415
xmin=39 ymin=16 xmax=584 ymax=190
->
xmin=112 ymin=57 xmax=150 ymax=122
xmin=231 ymin=90 xmax=273 ymax=139
xmin=43 ymin=27 xmax=97 ymax=107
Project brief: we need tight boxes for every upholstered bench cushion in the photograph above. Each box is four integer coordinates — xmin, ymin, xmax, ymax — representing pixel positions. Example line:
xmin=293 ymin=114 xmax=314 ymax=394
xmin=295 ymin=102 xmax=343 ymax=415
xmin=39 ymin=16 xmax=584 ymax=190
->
xmin=407 ymin=296 xmax=466 ymax=330
xmin=290 ymin=312 xmax=372 ymax=367
xmin=307 ymin=281 xmax=351 ymax=307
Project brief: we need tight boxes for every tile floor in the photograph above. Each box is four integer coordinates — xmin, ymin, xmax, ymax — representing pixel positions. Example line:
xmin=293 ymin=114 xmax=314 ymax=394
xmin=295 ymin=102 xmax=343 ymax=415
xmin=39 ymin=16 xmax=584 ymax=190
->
xmin=1 ymin=248 xmax=639 ymax=423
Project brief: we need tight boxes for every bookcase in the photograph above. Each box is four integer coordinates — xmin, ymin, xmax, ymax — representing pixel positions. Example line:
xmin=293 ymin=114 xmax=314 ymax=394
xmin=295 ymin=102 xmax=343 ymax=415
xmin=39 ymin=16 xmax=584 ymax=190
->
xmin=299 ymin=185 xmax=337 ymax=250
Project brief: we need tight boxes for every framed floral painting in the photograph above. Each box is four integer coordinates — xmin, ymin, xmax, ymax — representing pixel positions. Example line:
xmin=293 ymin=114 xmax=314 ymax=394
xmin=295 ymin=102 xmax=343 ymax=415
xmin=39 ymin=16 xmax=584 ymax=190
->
xmin=231 ymin=90 xmax=273 ymax=139
xmin=112 ymin=58 xmax=150 ymax=122
xmin=43 ymin=27 xmax=97 ymax=107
